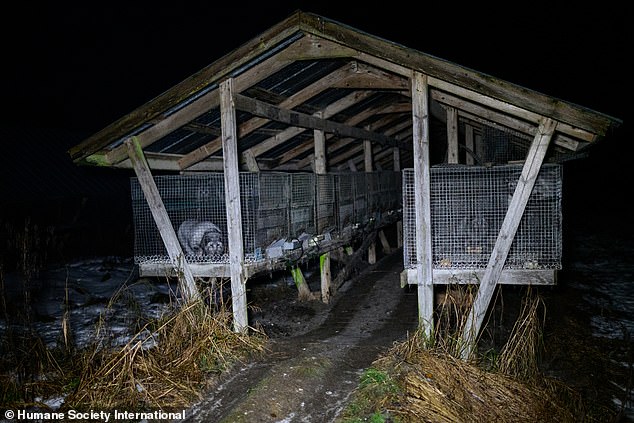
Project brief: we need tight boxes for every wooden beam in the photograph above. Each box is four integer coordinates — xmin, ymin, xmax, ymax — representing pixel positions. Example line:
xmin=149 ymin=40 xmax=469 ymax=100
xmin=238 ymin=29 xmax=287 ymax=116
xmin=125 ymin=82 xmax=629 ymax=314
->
xmin=412 ymin=71 xmax=434 ymax=338
xmin=364 ymin=139 xmax=373 ymax=172
xmin=320 ymin=253 xmax=331 ymax=304
xmin=69 ymin=12 xmax=302 ymax=162
xmin=313 ymin=111 xmax=327 ymax=174
xmin=403 ymin=268 xmax=556 ymax=285
xmin=124 ymin=137 xmax=200 ymax=302
xmin=393 ymin=147 xmax=401 ymax=171
xmin=465 ymin=124 xmax=475 ymax=165
xmin=220 ymin=79 xmax=248 ymax=333
xmin=247 ymin=90 xmax=376 ymax=159
xmin=446 ymin=106 xmax=459 ymax=163
xmin=461 ymin=118 xmax=557 ymax=359
xmin=234 ymin=93 xmax=400 ymax=148
xmin=179 ymin=63 xmax=355 ymax=169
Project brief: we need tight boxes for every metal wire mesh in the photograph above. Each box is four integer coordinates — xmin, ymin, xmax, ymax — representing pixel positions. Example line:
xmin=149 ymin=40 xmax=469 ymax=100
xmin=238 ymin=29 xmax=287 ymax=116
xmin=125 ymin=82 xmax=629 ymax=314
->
xmin=316 ymin=174 xmax=337 ymax=233
xmin=480 ymin=126 xmax=532 ymax=164
xmin=131 ymin=171 xmax=402 ymax=265
xmin=402 ymin=164 xmax=562 ymax=270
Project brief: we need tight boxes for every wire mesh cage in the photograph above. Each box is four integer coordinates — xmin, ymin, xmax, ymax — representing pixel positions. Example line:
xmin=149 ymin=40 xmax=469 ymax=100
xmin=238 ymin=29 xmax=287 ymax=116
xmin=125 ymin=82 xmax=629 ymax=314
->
xmin=402 ymin=164 xmax=562 ymax=270
xmin=132 ymin=171 xmax=402 ymax=266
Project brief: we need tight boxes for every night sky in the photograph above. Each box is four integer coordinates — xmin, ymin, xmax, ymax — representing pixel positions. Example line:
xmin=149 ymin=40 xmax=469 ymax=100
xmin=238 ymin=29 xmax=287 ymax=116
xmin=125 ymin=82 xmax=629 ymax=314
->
xmin=1 ymin=2 xmax=631 ymax=233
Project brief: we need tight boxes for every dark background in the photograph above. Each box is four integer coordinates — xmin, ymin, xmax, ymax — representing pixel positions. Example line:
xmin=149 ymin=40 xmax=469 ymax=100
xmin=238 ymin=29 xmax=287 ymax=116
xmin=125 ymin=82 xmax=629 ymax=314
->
xmin=1 ymin=1 xmax=631 ymax=263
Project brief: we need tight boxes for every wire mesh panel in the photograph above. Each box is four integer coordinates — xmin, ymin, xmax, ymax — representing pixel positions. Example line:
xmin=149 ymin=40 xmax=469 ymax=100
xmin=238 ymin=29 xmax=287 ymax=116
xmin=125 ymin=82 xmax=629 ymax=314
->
xmin=255 ymin=172 xmax=289 ymax=256
xmin=316 ymin=173 xmax=336 ymax=233
xmin=480 ymin=126 xmax=531 ymax=164
xmin=352 ymin=172 xmax=368 ymax=224
xmin=402 ymin=164 xmax=562 ymax=270
xmin=290 ymin=173 xmax=316 ymax=237
xmin=366 ymin=172 xmax=380 ymax=218
xmin=336 ymin=173 xmax=355 ymax=232
xmin=132 ymin=170 xmax=404 ymax=267
xmin=131 ymin=173 xmax=229 ymax=264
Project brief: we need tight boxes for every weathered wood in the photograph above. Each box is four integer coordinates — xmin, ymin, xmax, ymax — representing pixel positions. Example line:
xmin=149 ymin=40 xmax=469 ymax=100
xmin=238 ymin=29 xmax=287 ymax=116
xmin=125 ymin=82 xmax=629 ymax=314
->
xmin=363 ymin=139 xmax=373 ymax=171
xmin=69 ymin=12 xmax=303 ymax=163
xmin=320 ymin=253 xmax=331 ymax=304
xmin=446 ymin=106 xmax=459 ymax=163
xmin=332 ymin=229 xmax=378 ymax=293
xmin=243 ymin=150 xmax=260 ymax=172
xmin=179 ymin=64 xmax=354 ymax=169
xmin=290 ymin=266 xmax=314 ymax=301
xmin=220 ymin=78 xmax=248 ymax=333
xmin=393 ymin=147 xmax=401 ymax=171
xmin=432 ymin=90 xmax=585 ymax=150
xmin=124 ymin=137 xmax=200 ymax=302
xmin=379 ymin=230 xmax=391 ymax=254
xmin=461 ymin=118 xmax=557 ymax=359
xmin=403 ymin=268 xmax=556 ymax=285
xmin=247 ymin=90 xmax=376 ymax=159
xmin=314 ymin=111 xmax=327 ymax=174
xmin=465 ymin=124 xmax=475 ymax=165
xmin=412 ymin=71 xmax=434 ymax=338
xmin=234 ymin=93 xmax=401 ymax=148
xmin=396 ymin=220 xmax=403 ymax=248
xmin=298 ymin=12 xmax=617 ymax=135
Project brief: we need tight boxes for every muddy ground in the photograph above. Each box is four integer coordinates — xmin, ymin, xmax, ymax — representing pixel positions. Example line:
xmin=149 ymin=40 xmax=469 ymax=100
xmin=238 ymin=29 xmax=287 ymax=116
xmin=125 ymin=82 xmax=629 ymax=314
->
xmin=179 ymin=233 xmax=633 ymax=422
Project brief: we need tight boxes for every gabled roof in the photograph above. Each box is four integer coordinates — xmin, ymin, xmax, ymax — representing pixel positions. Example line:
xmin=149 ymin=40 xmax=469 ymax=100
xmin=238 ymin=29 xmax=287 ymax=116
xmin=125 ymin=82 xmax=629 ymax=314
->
xmin=68 ymin=10 xmax=621 ymax=172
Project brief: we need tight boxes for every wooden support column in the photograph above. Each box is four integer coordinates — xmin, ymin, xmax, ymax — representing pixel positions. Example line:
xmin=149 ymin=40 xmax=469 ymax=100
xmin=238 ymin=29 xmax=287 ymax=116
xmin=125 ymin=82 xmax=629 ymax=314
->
xmin=314 ymin=112 xmax=327 ymax=174
xmin=447 ymin=106 xmax=459 ymax=164
xmin=291 ymin=266 xmax=313 ymax=301
xmin=125 ymin=137 xmax=200 ymax=303
xmin=364 ymin=138 xmax=376 ymax=265
xmin=314 ymin=113 xmax=329 ymax=302
xmin=379 ymin=230 xmax=391 ymax=254
xmin=393 ymin=147 xmax=401 ymax=172
xmin=320 ymin=253 xmax=331 ymax=304
xmin=465 ymin=124 xmax=475 ymax=165
xmin=397 ymin=220 xmax=403 ymax=248
xmin=461 ymin=118 xmax=557 ymax=359
xmin=220 ymin=78 xmax=248 ymax=333
xmin=412 ymin=71 xmax=434 ymax=338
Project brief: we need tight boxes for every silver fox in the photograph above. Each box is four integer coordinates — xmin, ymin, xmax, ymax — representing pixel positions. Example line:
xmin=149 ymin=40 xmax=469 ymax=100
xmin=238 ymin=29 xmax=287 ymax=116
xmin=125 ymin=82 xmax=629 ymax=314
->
xmin=177 ymin=219 xmax=224 ymax=257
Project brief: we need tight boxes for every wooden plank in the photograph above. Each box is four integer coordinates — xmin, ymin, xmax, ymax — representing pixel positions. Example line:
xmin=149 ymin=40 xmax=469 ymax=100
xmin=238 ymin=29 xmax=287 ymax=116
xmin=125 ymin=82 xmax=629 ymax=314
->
xmin=460 ymin=118 xmax=557 ymax=358
xmin=298 ymin=12 xmax=618 ymax=135
xmin=432 ymin=90 xmax=585 ymax=150
xmin=446 ymin=106 xmax=459 ymax=163
xmin=320 ymin=253 xmax=331 ymax=304
xmin=139 ymin=262 xmax=231 ymax=278
xmin=220 ymin=79 xmax=248 ymax=333
xmin=243 ymin=150 xmax=260 ymax=172
xmin=379 ymin=230 xmax=391 ymax=254
xmin=364 ymin=139 xmax=373 ymax=172
xmin=69 ymin=12 xmax=303 ymax=162
xmin=124 ymin=137 xmax=200 ymax=302
xmin=412 ymin=71 xmax=434 ymax=338
xmin=234 ymin=93 xmax=401 ymax=148
xmin=393 ymin=147 xmax=401 ymax=171
xmin=404 ymin=268 xmax=556 ymax=285
xmin=465 ymin=124 xmax=475 ymax=165
xmin=313 ymin=111 xmax=327 ymax=174
xmin=246 ymin=90 xmax=376 ymax=159
xmin=179 ymin=63 xmax=354 ymax=169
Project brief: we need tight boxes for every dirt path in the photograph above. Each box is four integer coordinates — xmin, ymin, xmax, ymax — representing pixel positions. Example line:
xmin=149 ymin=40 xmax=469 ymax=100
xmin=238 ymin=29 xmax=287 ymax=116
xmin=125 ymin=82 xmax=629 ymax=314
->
xmin=183 ymin=251 xmax=418 ymax=422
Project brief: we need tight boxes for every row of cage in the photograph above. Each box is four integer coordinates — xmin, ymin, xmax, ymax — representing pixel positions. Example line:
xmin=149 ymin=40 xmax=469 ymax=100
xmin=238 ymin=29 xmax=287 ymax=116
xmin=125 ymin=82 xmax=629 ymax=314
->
xmin=131 ymin=171 xmax=402 ymax=264
xmin=402 ymin=164 xmax=562 ymax=270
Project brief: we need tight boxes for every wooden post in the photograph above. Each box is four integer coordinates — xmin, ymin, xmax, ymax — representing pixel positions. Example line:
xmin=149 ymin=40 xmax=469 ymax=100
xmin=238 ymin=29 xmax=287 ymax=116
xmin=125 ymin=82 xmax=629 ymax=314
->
xmin=364 ymin=138 xmax=376 ymax=264
xmin=290 ymin=266 xmax=313 ymax=301
xmin=314 ymin=112 xmax=327 ymax=174
xmin=393 ymin=147 xmax=401 ymax=172
xmin=379 ymin=230 xmax=391 ymax=254
xmin=125 ymin=137 xmax=200 ymax=302
xmin=397 ymin=220 xmax=403 ymax=248
xmin=220 ymin=78 xmax=248 ymax=333
xmin=320 ymin=253 xmax=331 ymax=304
xmin=243 ymin=150 xmax=260 ymax=172
xmin=461 ymin=118 xmax=557 ymax=359
xmin=447 ymin=106 xmax=459 ymax=164
xmin=465 ymin=124 xmax=475 ymax=165
xmin=412 ymin=71 xmax=434 ymax=338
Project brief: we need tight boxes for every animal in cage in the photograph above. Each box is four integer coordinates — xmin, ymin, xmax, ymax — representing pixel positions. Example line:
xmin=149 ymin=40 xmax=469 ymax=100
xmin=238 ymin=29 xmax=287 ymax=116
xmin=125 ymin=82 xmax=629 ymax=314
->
xmin=177 ymin=219 xmax=224 ymax=257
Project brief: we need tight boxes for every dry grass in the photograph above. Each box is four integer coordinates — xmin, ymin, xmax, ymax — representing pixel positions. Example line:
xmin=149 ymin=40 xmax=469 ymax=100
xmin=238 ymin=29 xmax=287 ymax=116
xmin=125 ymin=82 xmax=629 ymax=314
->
xmin=64 ymin=297 xmax=267 ymax=411
xmin=342 ymin=287 xmax=618 ymax=423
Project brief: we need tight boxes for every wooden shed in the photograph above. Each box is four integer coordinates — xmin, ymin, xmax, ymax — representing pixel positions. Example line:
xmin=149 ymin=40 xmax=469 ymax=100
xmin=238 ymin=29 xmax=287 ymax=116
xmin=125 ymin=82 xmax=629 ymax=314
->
xmin=68 ymin=11 xmax=621 ymax=353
